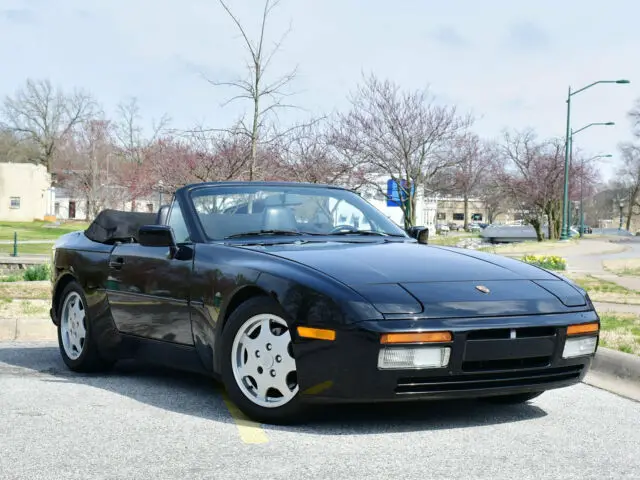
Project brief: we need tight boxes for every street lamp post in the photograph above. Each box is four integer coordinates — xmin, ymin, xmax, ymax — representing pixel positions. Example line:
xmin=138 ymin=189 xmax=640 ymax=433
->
xmin=619 ymin=200 xmax=625 ymax=230
xmin=560 ymin=79 xmax=630 ymax=240
xmin=158 ymin=180 xmax=164 ymax=208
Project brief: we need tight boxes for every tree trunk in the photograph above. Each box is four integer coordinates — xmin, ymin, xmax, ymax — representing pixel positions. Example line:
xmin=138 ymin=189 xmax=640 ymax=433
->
xmin=530 ymin=217 xmax=543 ymax=242
xmin=545 ymin=206 xmax=553 ymax=240
xmin=403 ymin=192 xmax=415 ymax=230
xmin=463 ymin=194 xmax=469 ymax=230
xmin=249 ymin=62 xmax=260 ymax=181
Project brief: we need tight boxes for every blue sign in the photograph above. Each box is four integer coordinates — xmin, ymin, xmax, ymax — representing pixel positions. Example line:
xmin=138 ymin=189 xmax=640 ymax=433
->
xmin=386 ymin=179 xmax=414 ymax=207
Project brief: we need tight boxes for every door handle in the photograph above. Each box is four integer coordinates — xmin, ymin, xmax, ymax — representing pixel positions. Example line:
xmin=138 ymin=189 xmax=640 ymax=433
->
xmin=109 ymin=257 xmax=124 ymax=269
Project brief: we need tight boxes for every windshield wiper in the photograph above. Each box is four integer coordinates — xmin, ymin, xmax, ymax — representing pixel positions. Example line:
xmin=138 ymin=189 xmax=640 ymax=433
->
xmin=224 ymin=229 xmax=304 ymax=239
xmin=328 ymin=230 xmax=392 ymax=236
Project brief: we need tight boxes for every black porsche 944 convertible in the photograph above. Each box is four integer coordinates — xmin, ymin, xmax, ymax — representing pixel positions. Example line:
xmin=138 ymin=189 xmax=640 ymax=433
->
xmin=50 ymin=181 xmax=600 ymax=423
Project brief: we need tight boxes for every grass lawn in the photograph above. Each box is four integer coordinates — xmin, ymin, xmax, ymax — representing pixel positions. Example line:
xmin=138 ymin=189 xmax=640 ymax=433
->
xmin=603 ymin=258 xmax=640 ymax=277
xmin=428 ymin=233 xmax=479 ymax=246
xmin=0 ymin=220 xmax=88 ymax=242
xmin=477 ymin=239 xmax=579 ymax=255
xmin=565 ymin=274 xmax=640 ymax=305
xmin=599 ymin=312 xmax=640 ymax=355
xmin=0 ymin=243 xmax=54 ymax=256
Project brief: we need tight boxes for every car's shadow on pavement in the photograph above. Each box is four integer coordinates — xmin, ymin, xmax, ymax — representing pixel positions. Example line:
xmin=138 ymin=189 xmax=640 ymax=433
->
xmin=0 ymin=344 xmax=548 ymax=434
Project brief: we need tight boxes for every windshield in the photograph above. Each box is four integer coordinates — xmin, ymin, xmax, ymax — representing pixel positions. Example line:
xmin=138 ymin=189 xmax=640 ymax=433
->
xmin=188 ymin=184 xmax=408 ymax=240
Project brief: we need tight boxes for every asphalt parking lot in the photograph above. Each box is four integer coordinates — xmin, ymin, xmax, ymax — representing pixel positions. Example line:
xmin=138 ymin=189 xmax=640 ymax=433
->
xmin=1 ymin=342 xmax=639 ymax=480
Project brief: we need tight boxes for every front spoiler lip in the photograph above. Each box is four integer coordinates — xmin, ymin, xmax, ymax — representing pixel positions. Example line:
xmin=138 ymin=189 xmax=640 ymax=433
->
xmin=300 ymin=374 xmax=585 ymax=404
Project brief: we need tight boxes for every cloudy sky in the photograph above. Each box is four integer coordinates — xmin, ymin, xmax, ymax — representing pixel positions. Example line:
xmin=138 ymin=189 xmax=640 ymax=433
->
xmin=1 ymin=0 xmax=638 ymax=180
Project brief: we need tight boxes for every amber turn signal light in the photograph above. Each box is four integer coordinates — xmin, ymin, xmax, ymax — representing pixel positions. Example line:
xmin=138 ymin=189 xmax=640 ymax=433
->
xmin=297 ymin=326 xmax=336 ymax=341
xmin=380 ymin=331 xmax=453 ymax=344
xmin=567 ymin=322 xmax=599 ymax=336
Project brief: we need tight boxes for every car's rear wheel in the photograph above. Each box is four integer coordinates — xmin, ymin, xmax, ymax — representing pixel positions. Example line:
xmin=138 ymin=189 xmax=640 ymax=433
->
xmin=57 ymin=281 xmax=112 ymax=372
xmin=220 ymin=296 xmax=305 ymax=424
xmin=482 ymin=391 xmax=544 ymax=404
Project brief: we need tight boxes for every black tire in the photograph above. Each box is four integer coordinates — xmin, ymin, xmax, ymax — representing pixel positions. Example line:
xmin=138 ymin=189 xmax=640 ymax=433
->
xmin=220 ymin=296 xmax=306 ymax=425
xmin=481 ymin=391 xmax=544 ymax=404
xmin=56 ymin=281 xmax=113 ymax=373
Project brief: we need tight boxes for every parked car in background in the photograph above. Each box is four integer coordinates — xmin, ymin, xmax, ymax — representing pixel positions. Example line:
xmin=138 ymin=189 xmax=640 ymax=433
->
xmin=435 ymin=223 xmax=450 ymax=235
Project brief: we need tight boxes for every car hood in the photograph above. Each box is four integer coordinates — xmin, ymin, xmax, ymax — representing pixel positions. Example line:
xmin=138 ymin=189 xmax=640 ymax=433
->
xmin=243 ymin=241 xmax=588 ymax=318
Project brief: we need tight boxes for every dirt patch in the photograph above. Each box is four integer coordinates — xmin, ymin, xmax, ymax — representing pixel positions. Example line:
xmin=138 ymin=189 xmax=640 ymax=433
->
xmin=603 ymin=258 xmax=640 ymax=276
xmin=0 ymin=281 xmax=50 ymax=300
xmin=0 ymin=299 xmax=49 ymax=319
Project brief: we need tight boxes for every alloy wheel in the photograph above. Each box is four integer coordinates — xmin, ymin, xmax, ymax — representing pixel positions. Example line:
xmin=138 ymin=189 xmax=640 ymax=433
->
xmin=230 ymin=313 xmax=298 ymax=408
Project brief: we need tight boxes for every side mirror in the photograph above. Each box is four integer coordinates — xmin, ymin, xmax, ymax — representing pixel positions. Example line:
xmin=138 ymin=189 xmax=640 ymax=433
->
xmin=406 ymin=226 xmax=429 ymax=244
xmin=138 ymin=224 xmax=177 ymax=248
xmin=156 ymin=204 xmax=171 ymax=225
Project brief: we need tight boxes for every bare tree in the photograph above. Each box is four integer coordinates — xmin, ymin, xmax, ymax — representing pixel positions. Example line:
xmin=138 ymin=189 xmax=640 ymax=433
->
xmin=626 ymin=98 xmax=640 ymax=139
xmin=332 ymin=74 xmax=473 ymax=228
xmin=498 ymin=129 xmax=578 ymax=240
xmin=57 ymin=119 xmax=117 ymax=219
xmin=113 ymin=97 xmax=170 ymax=165
xmin=0 ymin=129 xmax=40 ymax=164
xmin=208 ymin=0 xmax=298 ymax=180
xmin=0 ymin=78 xmax=98 ymax=172
xmin=111 ymin=97 xmax=171 ymax=209
xmin=448 ymin=133 xmax=494 ymax=229
xmin=616 ymin=142 xmax=640 ymax=229
xmin=275 ymin=118 xmax=360 ymax=186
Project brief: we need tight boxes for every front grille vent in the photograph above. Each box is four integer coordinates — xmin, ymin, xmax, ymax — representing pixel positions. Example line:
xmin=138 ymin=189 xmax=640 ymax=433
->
xmin=396 ymin=365 xmax=584 ymax=394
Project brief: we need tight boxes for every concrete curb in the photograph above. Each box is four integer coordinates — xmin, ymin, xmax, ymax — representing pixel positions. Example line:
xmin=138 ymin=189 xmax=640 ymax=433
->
xmin=584 ymin=347 xmax=640 ymax=402
xmin=0 ymin=317 xmax=56 ymax=342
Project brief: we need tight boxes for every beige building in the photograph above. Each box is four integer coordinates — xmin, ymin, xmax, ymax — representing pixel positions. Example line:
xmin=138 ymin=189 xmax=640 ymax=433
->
xmin=0 ymin=162 xmax=53 ymax=222
xmin=435 ymin=197 xmax=488 ymax=225
xmin=434 ymin=197 xmax=516 ymax=227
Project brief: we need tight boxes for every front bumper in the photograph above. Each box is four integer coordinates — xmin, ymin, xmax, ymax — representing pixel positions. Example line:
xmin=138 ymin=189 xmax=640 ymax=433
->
xmin=294 ymin=312 xmax=597 ymax=403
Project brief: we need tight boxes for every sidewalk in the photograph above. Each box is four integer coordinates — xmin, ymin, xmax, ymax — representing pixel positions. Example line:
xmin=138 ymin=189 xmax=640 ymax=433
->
xmin=594 ymin=302 xmax=640 ymax=314
xmin=560 ymin=239 xmax=640 ymax=292
xmin=0 ymin=254 xmax=49 ymax=263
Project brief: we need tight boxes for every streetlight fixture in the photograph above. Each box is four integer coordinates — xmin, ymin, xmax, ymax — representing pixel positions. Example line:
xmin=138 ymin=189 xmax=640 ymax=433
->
xmin=560 ymin=79 xmax=630 ymax=240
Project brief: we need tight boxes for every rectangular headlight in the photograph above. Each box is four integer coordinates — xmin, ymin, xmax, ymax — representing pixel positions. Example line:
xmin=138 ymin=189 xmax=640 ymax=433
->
xmin=562 ymin=335 xmax=598 ymax=359
xmin=378 ymin=346 xmax=451 ymax=370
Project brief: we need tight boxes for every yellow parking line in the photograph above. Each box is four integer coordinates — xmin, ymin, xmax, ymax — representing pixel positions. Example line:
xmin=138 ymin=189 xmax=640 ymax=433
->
xmin=222 ymin=392 xmax=269 ymax=444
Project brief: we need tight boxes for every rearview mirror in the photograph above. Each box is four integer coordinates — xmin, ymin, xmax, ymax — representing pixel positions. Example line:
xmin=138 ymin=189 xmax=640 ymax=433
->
xmin=138 ymin=225 xmax=177 ymax=248
xmin=406 ymin=226 xmax=429 ymax=244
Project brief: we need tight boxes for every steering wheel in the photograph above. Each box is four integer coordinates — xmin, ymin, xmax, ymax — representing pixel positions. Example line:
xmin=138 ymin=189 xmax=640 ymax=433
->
xmin=329 ymin=225 xmax=358 ymax=234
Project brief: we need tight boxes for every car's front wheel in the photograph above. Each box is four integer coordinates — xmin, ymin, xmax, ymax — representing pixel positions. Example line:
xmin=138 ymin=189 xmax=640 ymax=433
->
xmin=220 ymin=296 xmax=305 ymax=424
xmin=56 ymin=281 xmax=112 ymax=372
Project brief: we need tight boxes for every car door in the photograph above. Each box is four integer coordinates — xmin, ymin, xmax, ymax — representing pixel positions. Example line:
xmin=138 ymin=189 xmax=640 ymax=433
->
xmin=105 ymin=197 xmax=195 ymax=345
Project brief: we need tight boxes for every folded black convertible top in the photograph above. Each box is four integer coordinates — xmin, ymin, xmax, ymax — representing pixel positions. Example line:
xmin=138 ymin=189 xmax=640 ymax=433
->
xmin=84 ymin=209 xmax=157 ymax=244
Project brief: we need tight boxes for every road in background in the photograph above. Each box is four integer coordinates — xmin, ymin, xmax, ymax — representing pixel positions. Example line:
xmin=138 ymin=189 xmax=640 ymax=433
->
xmin=1 ymin=342 xmax=639 ymax=480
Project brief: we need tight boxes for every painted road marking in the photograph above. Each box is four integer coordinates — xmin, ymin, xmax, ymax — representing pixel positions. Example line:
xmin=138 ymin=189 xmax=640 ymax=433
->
xmin=222 ymin=392 xmax=269 ymax=444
